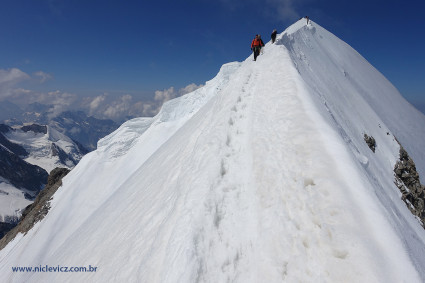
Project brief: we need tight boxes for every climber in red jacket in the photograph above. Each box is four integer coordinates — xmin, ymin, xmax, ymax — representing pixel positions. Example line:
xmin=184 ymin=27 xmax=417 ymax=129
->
xmin=251 ymin=34 xmax=265 ymax=61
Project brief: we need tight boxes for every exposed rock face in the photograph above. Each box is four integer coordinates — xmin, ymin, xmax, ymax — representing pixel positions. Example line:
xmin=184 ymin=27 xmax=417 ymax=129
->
xmin=0 ymin=125 xmax=28 ymax=157
xmin=71 ymin=139 xmax=89 ymax=155
xmin=0 ymin=167 xmax=70 ymax=249
xmin=0 ymin=124 xmax=12 ymax=134
xmin=394 ymin=146 xmax=425 ymax=228
xmin=50 ymin=143 xmax=73 ymax=164
xmin=0 ymin=146 xmax=48 ymax=193
xmin=21 ymin=124 xmax=47 ymax=134
xmin=364 ymin=133 xmax=376 ymax=153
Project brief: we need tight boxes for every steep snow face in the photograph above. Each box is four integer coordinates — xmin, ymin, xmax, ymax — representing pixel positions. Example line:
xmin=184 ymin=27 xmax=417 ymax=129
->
xmin=279 ymin=20 xmax=425 ymax=178
xmin=276 ymin=19 xmax=425 ymax=277
xmin=1 ymin=20 xmax=425 ymax=283
xmin=96 ymin=62 xmax=241 ymax=161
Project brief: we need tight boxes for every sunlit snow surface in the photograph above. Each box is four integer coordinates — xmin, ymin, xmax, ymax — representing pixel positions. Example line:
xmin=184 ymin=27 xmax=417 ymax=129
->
xmin=0 ymin=180 xmax=31 ymax=223
xmin=1 ymin=20 xmax=425 ymax=282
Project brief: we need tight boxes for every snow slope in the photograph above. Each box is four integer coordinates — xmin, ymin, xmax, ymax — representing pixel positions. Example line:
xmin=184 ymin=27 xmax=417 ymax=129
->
xmin=1 ymin=19 xmax=425 ymax=282
xmin=0 ymin=179 xmax=31 ymax=223
xmin=279 ymin=20 xmax=425 ymax=178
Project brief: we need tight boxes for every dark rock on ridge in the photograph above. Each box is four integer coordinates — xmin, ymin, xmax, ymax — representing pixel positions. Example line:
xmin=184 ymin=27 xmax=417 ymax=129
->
xmin=364 ymin=133 xmax=376 ymax=153
xmin=394 ymin=145 xmax=425 ymax=228
xmin=0 ymin=167 xmax=70 ymax=249
xmin=21 ymin=124 xmax=47 ymax=134
xmin=0 ymin=146 xmax=47 ymax=193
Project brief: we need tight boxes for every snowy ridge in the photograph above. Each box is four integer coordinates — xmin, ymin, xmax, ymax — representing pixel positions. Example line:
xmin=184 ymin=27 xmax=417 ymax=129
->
xmin=1 ymin=20 xmax=425 ymax=282
xmin=97 ymin=62 xmax=241 ymax=159
xmin=278 ymin=20 xmax=425 ymax=177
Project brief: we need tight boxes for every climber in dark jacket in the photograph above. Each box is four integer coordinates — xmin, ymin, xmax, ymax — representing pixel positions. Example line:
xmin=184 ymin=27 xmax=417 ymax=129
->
xmin=271 ymin=29 xmax=277 ymax=44
xmin=251 ymin=34 xmax=265 ymax=61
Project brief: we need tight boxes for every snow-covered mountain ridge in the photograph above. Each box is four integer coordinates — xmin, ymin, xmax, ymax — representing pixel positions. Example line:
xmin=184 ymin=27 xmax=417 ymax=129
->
xmin=5 ymin=124 xmax=85 ymax=173
xmin=280 ymin=20 xmax=425 ymax=177
xmin=1 ymin=19 xmax=425 ymax=282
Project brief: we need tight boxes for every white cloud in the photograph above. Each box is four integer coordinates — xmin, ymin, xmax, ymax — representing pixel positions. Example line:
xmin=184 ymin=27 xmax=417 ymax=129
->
xmin=0 ymin=68 xmax=30 ymax=99
xmin=180 ymin=83 xmax=203 ymax=94
xmin=0 ymin=68 xmax=29 ymax=84
xmin=1 ymin=67 xmax=205 ymax=123
xmin=41 ymin=90 xmax=78 ymax=118
xmin=155 ymin=83 xmax=203 ymax=104
xmin=11 ymin=88 xmax=32 ymax=96
xmin=6 ymin=87 xmax=78 ymax=119
xmin=89 ymin=94 xmax=107 ymax=114
xmin=33 ymin=71 xmax=53 ymax=83
xmin=45 ymin=90 xmax=77 ymax=106
xmin=78 ymin=94 xmax=134 ymax=121
xmin=0 ymin=68 xmax=54 ymax=102
xmin=152 ymin=83 xmax=204 ymax=115
xmin=103 ymin=95 xmax=134 ymax=120
xmin=154 ymin=87 xmax=177 ymax=102
xmin=88 ymin=83 xmax=204 ymax=121
xmin=140 ymin=102 xmax=157 ymax=117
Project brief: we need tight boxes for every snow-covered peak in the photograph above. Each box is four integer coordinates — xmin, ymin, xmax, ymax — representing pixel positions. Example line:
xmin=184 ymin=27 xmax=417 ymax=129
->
xmin=280 ymin=18 xmax=310 ymax=35
xmin=277 ymin=19 xmax=425 ymax=177
xmin=1 ymin=20 xmax=425 ymax=282
xmin=5 ymin=124 xmax=85 ymax=172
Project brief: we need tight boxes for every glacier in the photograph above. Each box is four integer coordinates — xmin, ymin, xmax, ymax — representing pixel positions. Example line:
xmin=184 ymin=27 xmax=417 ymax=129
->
xmin=1 ymin=19 xmax=425 ymax=282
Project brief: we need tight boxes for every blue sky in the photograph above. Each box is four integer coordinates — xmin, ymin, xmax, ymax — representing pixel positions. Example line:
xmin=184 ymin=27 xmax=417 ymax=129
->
xmin=1 ymin=0 xmax=424 ymax=121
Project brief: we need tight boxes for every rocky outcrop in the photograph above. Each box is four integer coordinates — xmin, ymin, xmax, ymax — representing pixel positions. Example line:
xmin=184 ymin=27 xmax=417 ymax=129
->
xmin=51 ymin=143 xmax=72 ymax=164
xmin=394 ymin=145 xmax=425 ymax=228
xmin=0 ymin=167 xmax=70 ymax=249
xmin=21 ymin=124 xmax=47 ymax=134
xmin=364 ymin=133 xmax=376 ymax=153
xmin=72 ymin=138 xmax=89 ymax=155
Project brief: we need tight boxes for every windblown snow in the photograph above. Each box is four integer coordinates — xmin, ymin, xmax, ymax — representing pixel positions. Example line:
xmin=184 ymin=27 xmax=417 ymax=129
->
xmin=1 ymin=19 xmax=425 ymax=282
